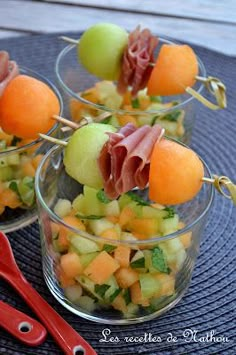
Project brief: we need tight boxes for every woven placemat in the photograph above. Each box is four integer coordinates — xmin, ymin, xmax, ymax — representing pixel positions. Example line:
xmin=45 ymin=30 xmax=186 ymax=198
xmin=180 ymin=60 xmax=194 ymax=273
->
xmin=0 ymin=33 xmax=235 ymax=355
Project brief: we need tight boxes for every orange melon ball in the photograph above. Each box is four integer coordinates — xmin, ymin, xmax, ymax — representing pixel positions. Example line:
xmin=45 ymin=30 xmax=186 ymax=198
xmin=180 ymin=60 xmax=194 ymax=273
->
xmin=0 ymin=75 xmax=60 ymax=139
xmin=149 ymin=139 xmax=204 ymax=205
xmin=147 ymin=44 xmax=199 ymax=96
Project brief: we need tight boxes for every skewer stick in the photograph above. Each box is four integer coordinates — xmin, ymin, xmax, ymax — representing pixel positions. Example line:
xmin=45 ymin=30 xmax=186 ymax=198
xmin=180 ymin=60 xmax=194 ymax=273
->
xmin=59 ymin=36 xmax=78 ymax=45
xmin=39 ymin=134 xmax=68 ymax=146
xmin=52 ymin=115 xmax=80 ymax=129
xmin=202 ymin=175 xmax=236 ymax=204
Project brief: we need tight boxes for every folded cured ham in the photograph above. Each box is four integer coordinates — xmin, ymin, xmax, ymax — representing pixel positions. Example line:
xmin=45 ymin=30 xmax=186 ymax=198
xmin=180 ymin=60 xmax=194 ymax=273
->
xmin=0 ymin=51 xmax=19 ymax=96
xmin=117 ymin=25 xmax=159 ymax=98
xmin=98 ymin=123 xmax=165 ymax=199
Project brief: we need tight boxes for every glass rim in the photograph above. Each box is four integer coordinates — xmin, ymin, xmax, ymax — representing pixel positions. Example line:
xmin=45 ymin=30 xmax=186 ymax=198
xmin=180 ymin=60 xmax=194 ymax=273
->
xmin=55 ymin=36 xmax=207 ymax=115
xmin=0 ymin=66 xmax=63 ymax=156
xmin=35 ymin=140 xmax=215 ymax=246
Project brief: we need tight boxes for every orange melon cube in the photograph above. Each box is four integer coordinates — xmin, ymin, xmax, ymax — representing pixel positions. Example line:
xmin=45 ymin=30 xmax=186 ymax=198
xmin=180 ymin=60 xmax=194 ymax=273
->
xmin=119 ymin=206 xmax=136 ymax=228
xmin=60 ymin=252 xmax=83 ymax=278
xmin=130 ymin=281 xmax=150 ymax=306
xmin=0 ymin=188 xmax=21 ymax=209
xmin=112 ymin=293 xmax=127 ymax=313
xmin=59 ymin=268 xmax=76 ymax=288
xmin=129 ymin=218 xmax=158 ymax=237
xmin=118 ymin=114 xmax=138 ymax=127
xmin=115 ymin=267 xmax=139 ymax=288
xmin=84 ymin=251 xmax=120 ymax=285
xmin=114 ymin=245 xmax=131 ymax=268
xmin=154 ymin=273 xmax=175 ymax=297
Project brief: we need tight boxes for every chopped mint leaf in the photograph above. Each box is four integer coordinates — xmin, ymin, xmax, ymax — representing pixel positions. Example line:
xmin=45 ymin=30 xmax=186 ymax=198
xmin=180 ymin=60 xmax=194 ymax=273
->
xmin=163 ymin=207 xmax=175 ymax=219
xmin=11 ymin=136 xmax=22 ymax=146
xmin=131 ymin=98 xmax=140 ymax=108
xmin=109 ymin=288 xmax=122 ymax=302
xmin=97 ymin=190 xmax=112 ymax=204
xmin=126 ymin=191 xmax=150 ymax=206
xmin=163 ymin=110 xmax=181 ymax=122
xmin=130 ymin=257 xmax=145 ymax=269
xmin=76 ymin=214 xmax=104 ymax=220
xmin=150 ymin=96 xmax=162 ymax=103
xmin=95 ymin=284 xmax=111 ymax=298
xmin=103 ymin=244 xmax=117 ymax=253
xmin=152 ymin=247 xmax=170 ymax=274
xmin=101 ymin=116 xmax=111 ymax=124
xmin=151 ymin=115 xmax=160 ymax=126
xmin=123 ymin=289 xmax=131 ymax=305
xmin=9 ymin=181 xmax=20 ymax=196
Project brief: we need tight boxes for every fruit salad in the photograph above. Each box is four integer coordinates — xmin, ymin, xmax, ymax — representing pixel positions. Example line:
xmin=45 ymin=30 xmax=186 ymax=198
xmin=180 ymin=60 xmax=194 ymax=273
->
xmin=36 ymin=122 xmax=209 ymax=322
xmin=51 ymin=185 xmax=191 ymax=318
xmin=70 ymin=81 xmax=186 ymax=140
xmin=0 ymin=52 xmax=61 ymax=228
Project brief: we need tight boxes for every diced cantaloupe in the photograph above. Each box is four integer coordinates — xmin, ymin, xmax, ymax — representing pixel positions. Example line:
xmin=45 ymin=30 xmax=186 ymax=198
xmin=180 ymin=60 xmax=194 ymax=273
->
xmin=180 ymin=232 xmax=192 ymax=249
xmin=115 ymin=267 xmax=139 ymax=288
xmin=0 ymin=188 xmax=21 ymax=209
xmin=114 ymin=245 xmax=131 ymax=268
xmin=100 ymin=227 xmax=120 ymax=240
xmin=153 ymin=273 xmax=175 ymax=297
xmin=118 ymin=114 xmax=138 ymax=127
xmin=128 ymin=218 xmax=159 ymax=237
xmin=83 ymin=251 xmax=120 ymax=285
xmin=111 ymin=293 xmax=127 ymax=313
xmin=59 ymin=268 xmax=76 ymax=288
xmin=60 ymin=252 xmax=83 ymax=278
xmin=130 ymin=281 xmax=150 ymax=306
xmin=58 ymin=215 xmax=85 ymax=250
xmin=118 ymin=206 xmax=136 ymax=228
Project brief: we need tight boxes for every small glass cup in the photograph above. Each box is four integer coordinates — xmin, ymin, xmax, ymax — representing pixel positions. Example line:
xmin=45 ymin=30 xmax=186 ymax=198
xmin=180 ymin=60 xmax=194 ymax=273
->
xmin=35 ymin=141 xmax=214 ymax=325
xmin=55 ymin=37 xmax=206 ymax=144
xmin=0 ymin=67 xmax=63 ymax=233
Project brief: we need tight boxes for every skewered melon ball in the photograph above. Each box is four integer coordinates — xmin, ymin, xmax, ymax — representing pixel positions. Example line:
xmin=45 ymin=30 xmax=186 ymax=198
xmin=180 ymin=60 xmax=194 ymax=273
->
xmin=149 ymin=139 xmax=204 ymax=205
xmin=63 ymin=123 xmax=116 ymax=189
xmin=147 ymin=44 xmax=199 ymax=96
xmin=0 ymin=75 xmax=60 ymax=139
xmin=78 ymin=23 xmax=128 ymax=80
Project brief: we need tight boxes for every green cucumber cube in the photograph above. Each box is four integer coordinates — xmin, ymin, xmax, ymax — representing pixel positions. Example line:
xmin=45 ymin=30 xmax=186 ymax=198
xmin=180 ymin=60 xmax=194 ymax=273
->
xmin=159 ymin=214 xmax=179 ymax=235
xmin=139 ymin=274 xmax=161 ymax=299
xmin=70 ymin=235 xmax=100 ymax=254
xmin=0 ymin=166 xmax=14 ymax=181
xmin=88 ymin=218 xmax=114 ymax=235
xmin=54 ymin=199 xmax=72 ymax=218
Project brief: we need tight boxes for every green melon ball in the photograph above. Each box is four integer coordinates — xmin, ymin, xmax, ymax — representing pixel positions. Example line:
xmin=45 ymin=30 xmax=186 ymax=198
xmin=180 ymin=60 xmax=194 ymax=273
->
xmin=78 ymin=23 xmax=128 ymax=81
xmin=64 ymin=123 xmax=116 ymax=189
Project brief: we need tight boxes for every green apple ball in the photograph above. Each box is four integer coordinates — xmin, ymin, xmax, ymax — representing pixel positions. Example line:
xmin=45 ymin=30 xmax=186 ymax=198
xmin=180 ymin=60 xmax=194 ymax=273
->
xmin=78 ymin=23 xmax=128 ymax=80
xmin=64 ymin=123 xmax=116 ymax=189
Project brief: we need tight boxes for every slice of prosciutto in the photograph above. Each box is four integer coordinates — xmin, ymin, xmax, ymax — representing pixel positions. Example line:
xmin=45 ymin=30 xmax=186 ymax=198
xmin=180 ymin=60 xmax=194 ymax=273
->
xmin=117 ymin=25 xmax=159 ymax=98
xmin=0 ymin=51 xmax=19 ymax=96
xmin=98 ymin=123 xmax=165 ymax=199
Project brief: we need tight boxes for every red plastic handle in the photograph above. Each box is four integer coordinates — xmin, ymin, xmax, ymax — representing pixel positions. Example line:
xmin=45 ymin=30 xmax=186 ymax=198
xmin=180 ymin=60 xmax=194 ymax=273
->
xmin=6 ymin=274 xmax=97 ymax=355
xmin=0 ymin=300 xmax=47 ymax=346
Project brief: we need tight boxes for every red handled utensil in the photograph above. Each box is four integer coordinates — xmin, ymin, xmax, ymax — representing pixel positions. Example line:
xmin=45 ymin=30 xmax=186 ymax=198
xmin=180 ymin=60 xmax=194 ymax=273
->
xmin=0 ymin=232 xmax=97 ymax=355
xmin=0 ymin=299 xmax=47 ymax=346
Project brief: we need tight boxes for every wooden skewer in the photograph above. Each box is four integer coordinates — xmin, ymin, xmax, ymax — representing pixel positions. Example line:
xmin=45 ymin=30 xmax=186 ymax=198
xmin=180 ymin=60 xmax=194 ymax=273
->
xmin=39 ymin=134 xmax=68 ymax=146
xmin=52 ymin=112 xmax=112 ymax=131
xmin=59 ymin=36 xmax=78 ymax=45
xmin=52 ymin=115 xmax=80 ymax=129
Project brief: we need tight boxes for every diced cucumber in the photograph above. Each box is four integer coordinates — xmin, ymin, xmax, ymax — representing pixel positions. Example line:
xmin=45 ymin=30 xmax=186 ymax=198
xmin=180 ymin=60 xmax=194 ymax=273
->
xmin=104 ymin=200 xmax=120 ymax=217
xmin=175 ymin=249 xmax=186 ymax=270
xmin=165 ymin=238 xmax=184 ymax=254
xmin=108 ymin=115 xmax=120 ymax=126
xmin=125 ymin=303 xmax=139 ymax=317
xmin=83 ymin=185 xmax=104 ymax=215
xmin=75 ymin=295 xmax=96 ymax=312
xmin=118 ymin=194 xmax=132 ymax=210
xmin=18 ymin=176 xmax=35 ymax=206
xmin=64 ymin=284 xmax=82 ymax=303
xmin=0 ymin=166 xmax=13 ymax=181
xmin=76 ymin=275 xmax=102 ymax=300
xmin=104 ymin=275 xmax=119 ymax=300
xmin=127 ymin=202 xmax=143 ymax=217
xmin=88 ymin=218 xmax=114 ymax=235
xmin=120 ymin=232 xmax=139 ymax=249
xmin=154 ymin=118 xmax=178 ymax=137
xmin=139 ymin=274 xmax=161 ymax=299
xmin=54 ymin=199 xmax=72 ymax=218
xmin=137 ymin=115 xmax=154 ymax=126
xmin=0 ymin=156 xmax=8 ymax=167
xmin=142 ymin=205 xmax=166 ymax=219
xmin=144 ymin=250 xmax=158 ymax=274
xmin=70 ymin=235 xmax=100 ymax=254
xmin=72 ymin=194 xmax=86 ymax=213
xmin=6 ymin=150 xmax=20 ymax=166
xmin=159 ymin=214 xmax=179 ymax=235
xmin=80 ymin=252 xmax=99 ymax=268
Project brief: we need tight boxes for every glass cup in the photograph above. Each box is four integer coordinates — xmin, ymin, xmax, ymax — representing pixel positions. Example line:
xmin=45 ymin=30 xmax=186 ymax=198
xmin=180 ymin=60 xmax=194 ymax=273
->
xmin=35 ymin=141 xmax=214 ymax=325
xmin=0 ymin=67 xmax=63 ymax=233
xmin=55 ymin=37 xmax=206 ymax=144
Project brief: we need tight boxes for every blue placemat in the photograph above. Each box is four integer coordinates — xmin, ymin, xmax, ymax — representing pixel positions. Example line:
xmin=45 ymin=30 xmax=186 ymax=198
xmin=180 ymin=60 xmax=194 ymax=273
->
xmin=0 ymin=32 xmax=235 ymax=355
